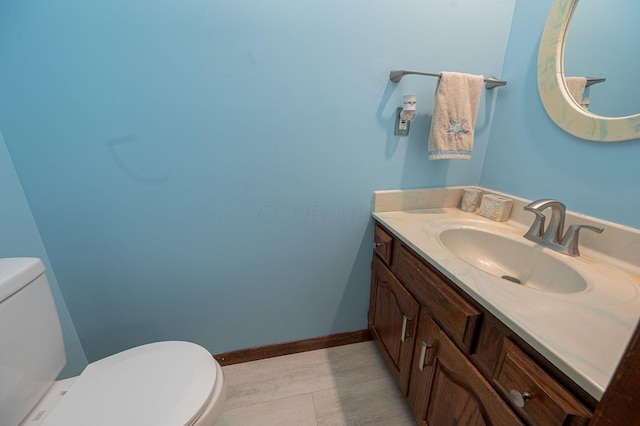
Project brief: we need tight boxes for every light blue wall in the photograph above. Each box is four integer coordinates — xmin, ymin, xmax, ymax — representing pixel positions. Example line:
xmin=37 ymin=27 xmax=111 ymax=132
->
xmin=0 ymin=0 xmax=515 ymax=361
xmin=0 ymin=130 xmax=87 ymax=377
xmin=481 ymin=0 xmax=640 ymax=229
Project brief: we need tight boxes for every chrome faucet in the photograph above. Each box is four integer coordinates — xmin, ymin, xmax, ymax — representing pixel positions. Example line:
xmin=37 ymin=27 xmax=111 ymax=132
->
xmin=523 ymin=199 xmax=603 ymax=256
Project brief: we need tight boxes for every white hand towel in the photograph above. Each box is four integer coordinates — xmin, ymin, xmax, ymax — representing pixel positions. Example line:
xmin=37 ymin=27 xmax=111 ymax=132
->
xmin=564 ymin=76 xmax=587 ymax=108
xmin=428 ymin=72 xmax=484 ymax=160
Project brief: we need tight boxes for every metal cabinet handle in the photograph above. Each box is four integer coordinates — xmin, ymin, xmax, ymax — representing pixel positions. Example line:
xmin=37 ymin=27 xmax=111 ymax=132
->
xmin=400 ymin=314 xmax=411 ymax=342
xmin=418 ymin=341 xmax=434 ymax=371
xmin=509 ymin=389 xmax=532 ymax=408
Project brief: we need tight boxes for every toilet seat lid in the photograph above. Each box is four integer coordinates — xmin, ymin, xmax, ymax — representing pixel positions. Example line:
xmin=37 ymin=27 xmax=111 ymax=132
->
xmin=42 ymin=341 xmax=218 ymax=426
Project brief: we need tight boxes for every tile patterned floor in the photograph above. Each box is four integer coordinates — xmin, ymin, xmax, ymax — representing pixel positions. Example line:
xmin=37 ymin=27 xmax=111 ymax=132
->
xmin=216 ymin=341 xmax=416 ymax=425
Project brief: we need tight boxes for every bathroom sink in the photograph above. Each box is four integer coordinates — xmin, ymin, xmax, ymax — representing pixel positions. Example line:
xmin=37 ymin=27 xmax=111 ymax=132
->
xmin=436 ymin=227 xmax=588 ymax=294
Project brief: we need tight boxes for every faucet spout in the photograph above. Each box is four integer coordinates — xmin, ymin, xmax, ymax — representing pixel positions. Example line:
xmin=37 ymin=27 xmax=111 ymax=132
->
xmin=524 ymin=199 xmax=566 ymax=243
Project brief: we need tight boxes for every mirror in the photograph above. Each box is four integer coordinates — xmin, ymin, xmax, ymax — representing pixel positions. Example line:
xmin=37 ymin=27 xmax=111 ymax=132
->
xmin=537 ymin=0 xmax=640 ymax=142
xmin=563 ymin=0 xmax=639 ymax=118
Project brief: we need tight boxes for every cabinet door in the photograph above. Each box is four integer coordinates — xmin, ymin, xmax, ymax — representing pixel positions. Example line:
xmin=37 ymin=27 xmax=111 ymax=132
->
xmin=369 ymin=256 xmax=420 ymax=396
xmin=409 ymin=311 xmax=524 ymax=426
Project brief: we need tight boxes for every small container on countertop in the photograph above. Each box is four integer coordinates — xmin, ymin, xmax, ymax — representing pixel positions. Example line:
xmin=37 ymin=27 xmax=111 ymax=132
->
xmin=460 ymin=188 xmax=482 ymax=213
xmin=477 ymin=194 xmax=513 ymax=222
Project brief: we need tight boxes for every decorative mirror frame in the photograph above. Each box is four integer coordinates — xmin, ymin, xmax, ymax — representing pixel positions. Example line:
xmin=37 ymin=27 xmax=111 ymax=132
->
xmin=537 ymin=0 xmax=640 ymax=142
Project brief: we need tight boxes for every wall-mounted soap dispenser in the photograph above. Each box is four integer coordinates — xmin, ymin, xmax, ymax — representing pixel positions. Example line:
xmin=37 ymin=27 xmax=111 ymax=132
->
xmin=394 ymin=94 xmax=416 ymax=136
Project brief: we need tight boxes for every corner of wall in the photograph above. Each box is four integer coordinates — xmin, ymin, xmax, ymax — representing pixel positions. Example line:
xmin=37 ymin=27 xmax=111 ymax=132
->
xmin=0 ymin=128 xmax=88 ymax=377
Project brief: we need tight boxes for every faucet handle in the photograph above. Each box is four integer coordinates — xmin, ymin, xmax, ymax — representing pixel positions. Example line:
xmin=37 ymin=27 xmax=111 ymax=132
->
xmin=560 ymin=224 xmax=604 ymax=256
xmin=523 ymin=208 xmax=546 ymax=239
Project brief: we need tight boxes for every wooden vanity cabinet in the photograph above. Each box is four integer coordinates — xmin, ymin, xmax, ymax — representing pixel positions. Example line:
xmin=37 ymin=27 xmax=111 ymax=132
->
xmin=369 ymin=223 xmax=594 ymax=425
xmin=369 ymin=255 xmax=420 ymax=395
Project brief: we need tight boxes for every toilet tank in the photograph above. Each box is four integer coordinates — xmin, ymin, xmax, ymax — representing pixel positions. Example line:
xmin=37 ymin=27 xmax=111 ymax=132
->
xmin=0 ymin=258 xmax=66 ymax=426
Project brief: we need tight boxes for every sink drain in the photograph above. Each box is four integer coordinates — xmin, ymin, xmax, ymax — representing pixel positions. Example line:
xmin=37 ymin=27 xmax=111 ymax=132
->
xmin=501 ymin=275 xmax=522 ymax=285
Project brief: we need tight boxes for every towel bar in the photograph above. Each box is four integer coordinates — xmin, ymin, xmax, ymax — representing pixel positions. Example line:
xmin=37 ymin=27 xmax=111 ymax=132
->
xmin=389 ymin=68 xmax=507 ymax=89
xmin=585 ymin=77 xmax=606 ymax=87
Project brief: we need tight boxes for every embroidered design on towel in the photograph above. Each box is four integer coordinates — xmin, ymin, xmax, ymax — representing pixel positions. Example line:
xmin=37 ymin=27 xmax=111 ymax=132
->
xmin=445 ymin=119 xmax=468 ymax=140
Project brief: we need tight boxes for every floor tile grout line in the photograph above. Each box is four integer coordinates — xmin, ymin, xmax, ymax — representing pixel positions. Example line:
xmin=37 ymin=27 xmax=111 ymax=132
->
xmin=310 ymin=391 xmax=321 ymax=426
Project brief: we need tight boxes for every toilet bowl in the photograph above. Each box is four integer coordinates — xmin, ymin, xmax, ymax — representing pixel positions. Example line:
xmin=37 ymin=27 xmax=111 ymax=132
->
xmin=24 ymin=341 xmax=226 ymax=426
xmin=0 ymin=258 xmax=226 ymax=426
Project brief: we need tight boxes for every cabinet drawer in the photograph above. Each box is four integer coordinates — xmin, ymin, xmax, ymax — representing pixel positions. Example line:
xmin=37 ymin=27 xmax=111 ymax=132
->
xmin=394 ymin=243 xmax=482 ymax=353
xmin=374 ymin=224 xmax=394 ymax=266
xmin=493 ymin=338 xmax=591 ymax=425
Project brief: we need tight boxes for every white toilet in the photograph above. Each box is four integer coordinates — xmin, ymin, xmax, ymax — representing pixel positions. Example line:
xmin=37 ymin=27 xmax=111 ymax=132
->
xmin=0 ymin=258 xmax=226 ymax=426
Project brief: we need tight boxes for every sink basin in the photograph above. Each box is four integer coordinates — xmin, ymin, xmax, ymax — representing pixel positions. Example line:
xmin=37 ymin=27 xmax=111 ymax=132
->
xmin=437 ymin=227 xmax=588 ymax=294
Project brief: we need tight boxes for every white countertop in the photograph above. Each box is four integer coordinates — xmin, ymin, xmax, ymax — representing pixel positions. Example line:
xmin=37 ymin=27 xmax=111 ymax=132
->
xmin=372 ymin=188 xmax=640 ymax=400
